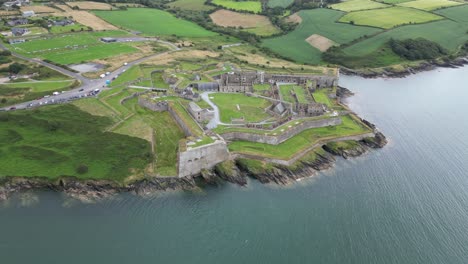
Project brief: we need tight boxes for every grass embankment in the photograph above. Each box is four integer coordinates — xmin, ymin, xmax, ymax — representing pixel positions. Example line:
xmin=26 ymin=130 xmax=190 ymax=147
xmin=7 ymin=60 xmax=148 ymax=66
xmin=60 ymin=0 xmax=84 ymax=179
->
xmin=211 ymin=93 xmax=272 ymax=123
xmin=279 ymin=84 xmax=309 ymax=103
xmin=0 ymin=105 xmax=152 ymax=182
xmin=312 ymin=89 xmax=332 ymax=107
xmin=94 ymin=8 xmax=216 ymax=37
xmin=228 ymin=115 xmax=370 ymax=159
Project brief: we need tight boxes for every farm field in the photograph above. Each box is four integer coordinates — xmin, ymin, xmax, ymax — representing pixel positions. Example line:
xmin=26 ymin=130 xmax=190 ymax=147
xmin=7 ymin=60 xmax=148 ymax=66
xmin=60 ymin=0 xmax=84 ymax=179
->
xmin=0 ymin=104 xmax=152 ymax=182
xmin=52 ymin=10 xmax=118 ymax=30
xmin=331 ymin=0 xmax=389 ymax=12
xmin=20 ymin=5 xmax=58 ymax=13
xmin=66 ymin=1 xmax=114 ymax=10
xmin=343 ymin=7 xmax=468 ymax=57
xmin=168 ymin=0 xmax=214 ymax=11
xmin=339 ymin=7 xmax=444 ymax=29
xmin=377 ymin=0 xmax=412 ymax=3
xmin=210 ymin=9 xmax=280 ymax=36
xmin=211 ymin=93 xmax=272 ymax=123
xmin=398 ymin=0 xmax=463 ymax=11
xmin=49 ymin=24 xmax=90 ymax=34
xmin=228 ymin=115 xmax=370 ymax=159
xmin=94 ymin=8 xmax=216 ymax=37
xmin=267 ymin=0 xmax=294 ymax=8
xmin=211 ymin=0 xmax=262 ymax=13
xmin=262 ymin=9 xmax=381 ymax=64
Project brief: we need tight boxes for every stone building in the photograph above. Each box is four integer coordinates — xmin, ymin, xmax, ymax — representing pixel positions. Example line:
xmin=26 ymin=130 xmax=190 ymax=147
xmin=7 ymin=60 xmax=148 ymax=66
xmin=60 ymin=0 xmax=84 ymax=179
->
xmin=187 ymin=102 xmax=214 ymax=122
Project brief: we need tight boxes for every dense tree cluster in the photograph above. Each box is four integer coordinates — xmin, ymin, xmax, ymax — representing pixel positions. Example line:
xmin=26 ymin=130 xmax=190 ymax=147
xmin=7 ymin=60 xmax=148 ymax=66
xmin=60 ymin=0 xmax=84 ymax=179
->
xmin=389 ymin=38 xmax=447 ymax=60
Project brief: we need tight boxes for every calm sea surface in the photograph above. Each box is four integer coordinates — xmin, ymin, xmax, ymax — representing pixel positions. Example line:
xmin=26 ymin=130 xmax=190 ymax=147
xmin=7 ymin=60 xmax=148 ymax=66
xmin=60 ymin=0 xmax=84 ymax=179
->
xmin=1 ymin=67 xmax=468 ymax=264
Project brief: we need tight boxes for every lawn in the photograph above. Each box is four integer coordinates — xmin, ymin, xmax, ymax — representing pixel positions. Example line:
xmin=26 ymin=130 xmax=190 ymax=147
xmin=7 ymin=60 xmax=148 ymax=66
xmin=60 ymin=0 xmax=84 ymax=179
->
xmin=211 ymin=0 xmax=262 ymax=13
xmin=330 ymin=0 xmax=389 ymax=12
xmin=111 ymin=65 xmax=143 ymax=87
xmin=344 ymin=6 xmax=468 ymax=56
xmin=0 ymin=105 xmax=152 ymax=182
xmin=262 ymin=9 xmax=382 ymax=64
xmin=253 ymin=84 xmax=271 ymax=92
xmin=279 ymin=84 xmax=309 ymax=104
xmin=338 ymin=7 xmax=444 ymax=29
xmin=228 ymin=115 xmax=370 ymax=159
xmin=168 ymin=0 xmax=214 ymax=11
xmin=50 ymin=24 xmax=89 ymax=34
xmin=94 ymin=8 xmax=216 ymax=37
xmin=211 ymin=93 xmax=272 ymax=123
xmin=267 ymin=0 xmax=294 ymax=8
xmin=398 ymin=0 xmax=463 ymax=11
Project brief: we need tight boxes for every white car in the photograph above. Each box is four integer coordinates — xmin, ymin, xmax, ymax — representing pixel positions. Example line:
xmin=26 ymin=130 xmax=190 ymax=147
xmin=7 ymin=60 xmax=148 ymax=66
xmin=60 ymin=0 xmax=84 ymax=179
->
xmin=124 ymin=62 xmax=128 ymax=66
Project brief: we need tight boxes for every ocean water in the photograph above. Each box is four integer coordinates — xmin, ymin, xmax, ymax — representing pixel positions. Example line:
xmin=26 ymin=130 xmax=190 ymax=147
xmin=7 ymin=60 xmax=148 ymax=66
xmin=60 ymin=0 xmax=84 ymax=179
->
xmin=1 ymin=67 xmax=468 ymax=264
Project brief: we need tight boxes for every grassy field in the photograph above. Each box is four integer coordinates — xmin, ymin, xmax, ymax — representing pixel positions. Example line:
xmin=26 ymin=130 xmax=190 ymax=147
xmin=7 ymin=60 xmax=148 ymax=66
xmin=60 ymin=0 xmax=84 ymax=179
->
xmin=0 ymin=80 xmax=78 ymax=107
xmin=338 ymin=7 xmax=444 ymax=29
xmin=377 ymin=0 xmax=412 ymax=3
xmin=42 ymin=43 xmax=137 ymax=65
xmin=50 ymin=24 xmax=89 ymax=34
xmin=228 ymin=115 xmax=370 ymax=159
xmin=262 ymin=9 xmax=381 ymax=64
xmin=94 ymin=8 xmax=216 ymax=37
xmin=344 ymin=5 xmax=468 ymax=56
xmin=210 ymin=9 xmax=280 ymax=36
xmin=267 ymin=0 xmax=294 ymax=8
xmin=253 ymin=84 xmax=271 ymax=92
xmin=398 ymin=0 xmax=463 ymax=11
xmin=330 ymin=0 xmax=389 ymax=12
xmin=211 ymin=93 xmax=272 ymax=123
xmin=168 ymin=0 xmax=214 ymax=11
xmin=279 ymin=84 xmax=309 ymax=103
xmin=0 ymin=105 xmax=151 ymax=182
xmin=211 ymin=0 xmax=262 ymax=13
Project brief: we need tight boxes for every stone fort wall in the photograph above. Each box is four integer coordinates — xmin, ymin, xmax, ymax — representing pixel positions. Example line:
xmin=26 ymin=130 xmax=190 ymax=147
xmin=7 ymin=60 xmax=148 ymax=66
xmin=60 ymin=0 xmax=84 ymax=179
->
xmin=221 ymin=117 xmax=342 ymax=145
xmin=178 ymin=141 xmax=230 ymax=178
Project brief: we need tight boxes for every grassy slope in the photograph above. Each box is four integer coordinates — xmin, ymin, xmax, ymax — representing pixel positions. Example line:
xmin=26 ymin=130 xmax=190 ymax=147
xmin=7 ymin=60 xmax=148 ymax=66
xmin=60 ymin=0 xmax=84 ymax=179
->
xmin=94 ymin=8 xmax=216 ymax=37
xmin=344 ymin=5 xmax=468 ymax=56
xmin=228 ymin=115 xmax=370 ymax=159
xmin=262 ymin=9 xmax=381 ymax=64
xmin=211 ymin=93 xmax=271 ymax=123
xmin=339 ymin=7 xmax=444 ymax=29
xmin=0 ymin=105 xmax=151 ymax=182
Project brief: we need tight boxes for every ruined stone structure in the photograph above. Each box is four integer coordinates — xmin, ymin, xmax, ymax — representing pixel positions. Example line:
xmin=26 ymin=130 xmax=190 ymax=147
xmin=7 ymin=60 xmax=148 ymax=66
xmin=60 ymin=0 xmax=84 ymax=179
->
xmin=295 ymin=103 xmax=327 ymax=117
xmin=188 ymin=102 xmax=214 ymax=122
xmin=221 ymin=117 xmax=342 ymax=145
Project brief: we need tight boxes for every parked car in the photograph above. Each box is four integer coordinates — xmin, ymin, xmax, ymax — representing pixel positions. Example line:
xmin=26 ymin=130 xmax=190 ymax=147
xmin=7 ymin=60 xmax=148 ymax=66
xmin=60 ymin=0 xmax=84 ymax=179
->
xmin=79 ymin=88 xmax=84 ymax=92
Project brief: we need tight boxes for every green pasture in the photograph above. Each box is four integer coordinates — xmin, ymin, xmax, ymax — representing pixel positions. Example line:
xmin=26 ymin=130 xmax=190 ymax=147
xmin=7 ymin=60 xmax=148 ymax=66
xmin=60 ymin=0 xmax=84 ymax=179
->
xmin=267 ymin=0 xmax=294 ymax=8
xmin=211 ymin=0 xmax=262 ymax=13
xmin=228 ymin=115 xmax=370 ymax=159
xmin=398 ymin=0 xmax=463 ymax=11
xmin=377 ymin=0 xmax=412 ymax=3
xmin=330 ymin=0 xmax=389 ymax=12
xmin=244 ymin=25 xmax=281 ymax=37
xmin=0 ymin=105 xmax=151 ymax=182
xmin=168 ymin=0 xmax=214 ymax=11
xmin=94 ymin=8 xmax=216 ymax=37
xmin=338 ymin=7 xmax=444 ymax=29
xmin=344 ymin=6 xmax=468 ymax=56
xmin=50 ymin=24 xmax=89 ymax=34
xmin=211 ymin=93 xmax=272 ymax=123
xmin=262 ymin=9 xmax=381 ymax=64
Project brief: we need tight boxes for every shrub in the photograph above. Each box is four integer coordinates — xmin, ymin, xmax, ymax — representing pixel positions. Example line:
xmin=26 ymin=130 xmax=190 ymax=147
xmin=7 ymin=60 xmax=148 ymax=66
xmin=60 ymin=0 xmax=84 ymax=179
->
xmin=76 ymin=164 xmax=88 ymax=174
xmin=389 ymin=38 xmax=447 ymax=61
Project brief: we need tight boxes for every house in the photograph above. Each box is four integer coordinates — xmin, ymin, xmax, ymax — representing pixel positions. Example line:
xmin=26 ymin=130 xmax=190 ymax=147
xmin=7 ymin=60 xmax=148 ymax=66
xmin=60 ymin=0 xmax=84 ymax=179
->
xmin=52 ymin=19 xmax=74 ymax=26
xmin=101 ymin=37 xmax=117 ymax=43
xmin=11 ymin=27 xmax=29 ymax=36
xmin=21 ymin=10 xmax=35 ymax=17
xmin=7 ymin=18 xmax=28 ymax=27
xmin=3 ymin=0 xmax=30 ymax=9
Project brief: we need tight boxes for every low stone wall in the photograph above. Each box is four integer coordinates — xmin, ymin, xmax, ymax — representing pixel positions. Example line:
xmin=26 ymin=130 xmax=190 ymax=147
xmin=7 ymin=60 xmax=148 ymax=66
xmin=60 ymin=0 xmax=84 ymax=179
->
xmin=178 ymin=140 xmax=230 ymax=178
xmin=221 ymin=117 xmax=342 ymax=145
xmin=231 ymin=132 xmax=375 ymax=166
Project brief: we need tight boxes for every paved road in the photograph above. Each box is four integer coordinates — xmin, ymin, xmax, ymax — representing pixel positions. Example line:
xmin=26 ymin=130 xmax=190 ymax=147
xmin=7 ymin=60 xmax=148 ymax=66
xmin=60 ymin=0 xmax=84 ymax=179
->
xmin=0 ymin=42 xmax=180 ymax=111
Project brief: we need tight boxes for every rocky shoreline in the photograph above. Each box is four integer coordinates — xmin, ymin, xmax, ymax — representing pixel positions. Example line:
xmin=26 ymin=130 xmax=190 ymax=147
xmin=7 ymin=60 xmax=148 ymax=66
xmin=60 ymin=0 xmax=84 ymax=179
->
xmin=0 ymin=131 xmax=387 ymax=203
xmin=341 ymin=56 xmax=468 ymax=79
